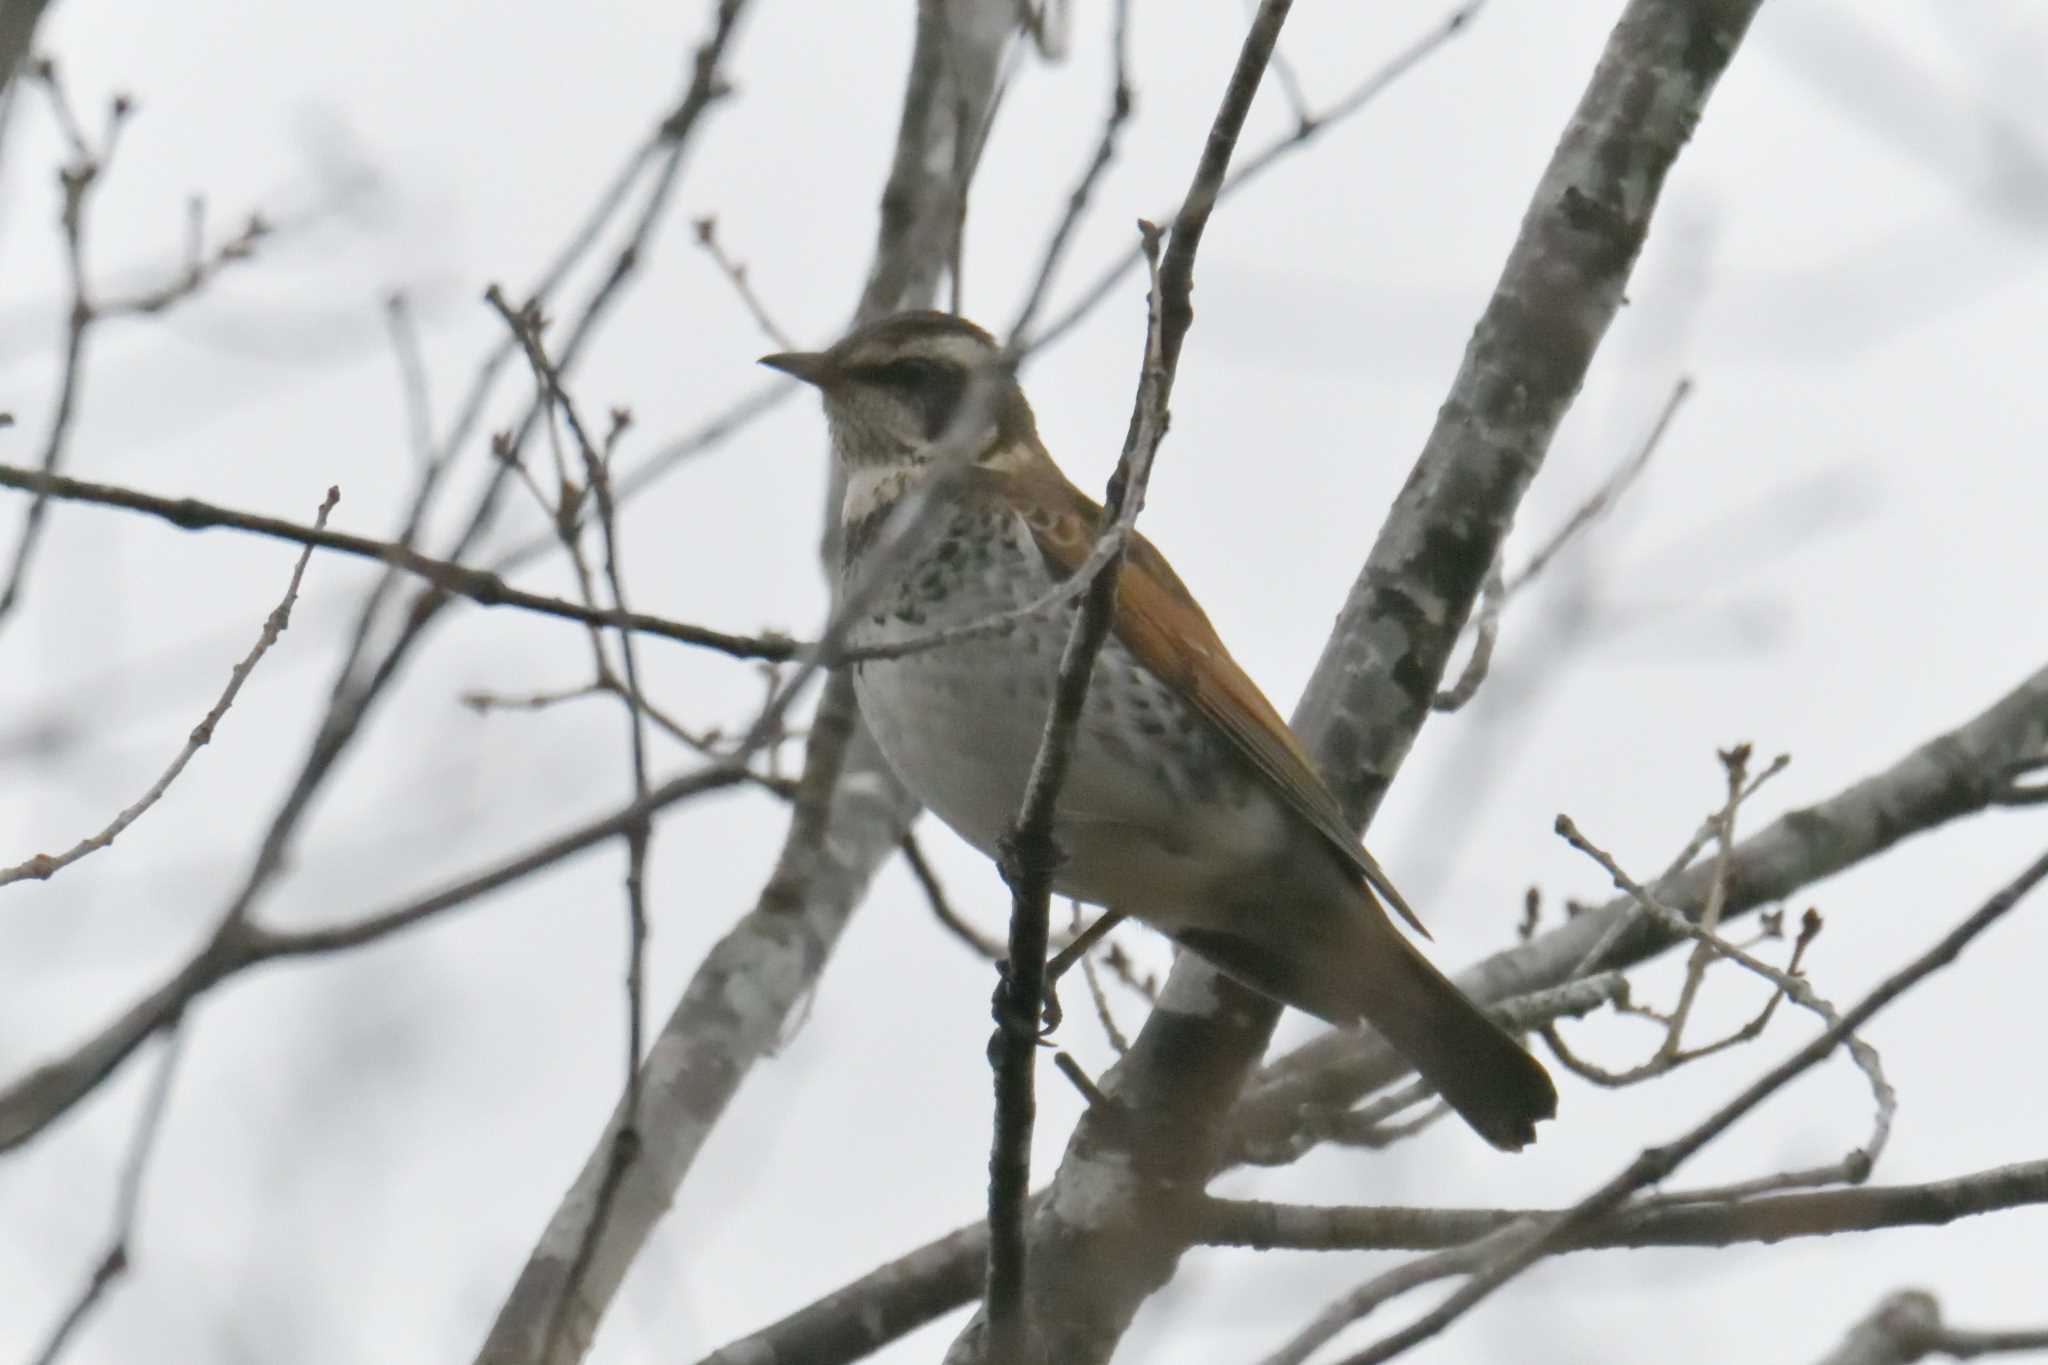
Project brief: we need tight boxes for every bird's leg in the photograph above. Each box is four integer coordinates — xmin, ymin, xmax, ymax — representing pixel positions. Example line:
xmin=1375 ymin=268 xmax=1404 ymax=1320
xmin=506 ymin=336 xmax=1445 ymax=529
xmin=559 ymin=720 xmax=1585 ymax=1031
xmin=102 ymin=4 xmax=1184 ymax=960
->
xmin=1039 ymin=910 xmax=1127 ymax=1032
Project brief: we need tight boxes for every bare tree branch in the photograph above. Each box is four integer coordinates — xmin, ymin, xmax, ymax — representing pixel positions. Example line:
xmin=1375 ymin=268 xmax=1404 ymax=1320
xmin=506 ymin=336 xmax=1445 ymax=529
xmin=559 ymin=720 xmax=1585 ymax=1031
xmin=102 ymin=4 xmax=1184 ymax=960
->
xmin=970 ymin=2 xmax=1768 ymax=1361
xmin=1236 ymin=656 xmax=2048 ymax=1154
xmin=0 ymin=463 xmax=800 ymax=661
xmin=692 ymin=214 xmax=795 ymax=350
xmin=474 ymin=4 xmax=1023 ymax=1360
xmin=0 ymin=762 xmax=751 ymax=1153
xmin=1200 ymin=1157 xmax=2048 ymax=1253
xmin=2 ymin=488 xmax=337 ymax=887
xmin=1024 ymin=0 xmax=1484 ymax=356
xmin=981 ymin=221 xmax=1169 ymax=1362
xmin=0 ymin=65 xmax=264 ymax=629
xmin=1434 ymin=374 xmax=1692 ymax=711
xmin=26 ymin=1029 xmax=184 ymax=1365
xmin=969 ymin=0 xmax=1300 ymax=1352
xmin=1004 ymin=0 xmax=1133 ymax=345
xmin=1332 ymin=842 xmax=2048 ymax=1365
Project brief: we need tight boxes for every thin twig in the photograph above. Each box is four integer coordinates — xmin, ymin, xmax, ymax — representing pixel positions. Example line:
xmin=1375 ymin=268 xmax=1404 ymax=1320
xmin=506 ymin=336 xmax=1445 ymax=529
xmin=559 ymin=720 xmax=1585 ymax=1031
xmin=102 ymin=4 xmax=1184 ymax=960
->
xmin=1551 ymin=810 xmax=1896 ymax=1186
xmin=1431 ymin=559 xmax=1503 ymax=712
xmin=2 ymin=488 xmax=337 ymax=887
xmin=692 ymin=215 xmax=795 ymax=349
xmin=1434 ymin=375 xmax=1690 ymax=711
xmin=484 ymin=289 xmax=661 ymax=1364
xmin=0 ymin=463 xmax=799 ymax=661
xmin=1023 ymin=0 xmax=1484 ymax=357
xmin=384 ymin=293 xmax=437 ymax=469
xmin=27 ymin=1028 xmax=185 ymax=1365
xmin=903 ymin=832 xmax=1006 ymax=959
xmin=981 ymin=0 xmax=1299 ymax=1348
xmin=1504 ymin=375 xmax=1693 ymax=598
xmin=0 ymin=70 xmax=264 ymax=628
xmin=1332 ymin=843 xmax=2048 ymax=1365
xmin=0 ymin=763 xmax=750 ymax=1153
xmin=1004 ymin=0 xmax=1134 ymax=345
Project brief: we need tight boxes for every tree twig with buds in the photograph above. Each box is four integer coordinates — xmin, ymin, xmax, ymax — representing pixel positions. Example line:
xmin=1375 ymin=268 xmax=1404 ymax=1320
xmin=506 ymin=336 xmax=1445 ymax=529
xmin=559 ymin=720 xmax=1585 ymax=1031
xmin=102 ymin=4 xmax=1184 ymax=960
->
xmin=971 ymin=3 xmax=1301 ymax=1357
xmin=483 ymin=286 xmax=663 ymax=1365
xmin=1336 ymin=843 xmax=2048 ymax=1365
xmin=0 ymin=63 xmax=266 ymax=631
xmin=0 ymin=464 xmax=801 ymax=660
xmin=1 ymin=489 xmax=337 ymax=887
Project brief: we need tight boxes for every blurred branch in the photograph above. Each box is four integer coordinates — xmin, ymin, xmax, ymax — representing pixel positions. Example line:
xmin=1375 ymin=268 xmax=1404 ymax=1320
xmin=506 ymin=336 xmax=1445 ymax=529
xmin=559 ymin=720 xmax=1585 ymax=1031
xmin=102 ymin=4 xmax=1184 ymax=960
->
xmin=1004 ymin=0 xmax=1133 ymax=345
xmin=1815 ymin=1290 xmax=2048 ymax=1365
xmin=384 ymin=293 xmax=437 ymax=468
xmin=1505 ymin=376 xmax=1693 ymax=598
xmin=1 ymin=487 xmax=337 ymax=888
xmin=691 ymin=215 xmax=794 ymax=349
xmin=0 ymin=64 xmax=265 ymax=630
xmin=902 ymin=831 xmax=1007 ymax=959
xmin=1435 ymin=374 xmax=1690 ymax=710
xmin=0 ymin=763 xmax=752 ymax=1153
xmin=26 ymin=1029 xmax=183 ymax=1365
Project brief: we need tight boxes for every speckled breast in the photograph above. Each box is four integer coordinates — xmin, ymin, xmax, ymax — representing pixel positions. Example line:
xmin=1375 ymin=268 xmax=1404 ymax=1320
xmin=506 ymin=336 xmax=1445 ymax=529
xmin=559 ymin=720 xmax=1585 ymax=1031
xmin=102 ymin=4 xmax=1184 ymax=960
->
xmin=843 ymin=489 xmax=1277 ymax=916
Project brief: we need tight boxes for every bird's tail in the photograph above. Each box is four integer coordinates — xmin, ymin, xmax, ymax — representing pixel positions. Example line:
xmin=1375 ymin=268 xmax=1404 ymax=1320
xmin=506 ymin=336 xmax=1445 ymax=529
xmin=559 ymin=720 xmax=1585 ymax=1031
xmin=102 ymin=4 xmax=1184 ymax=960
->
xmin=1348 ymin=909 xmax=1557 ymax=1151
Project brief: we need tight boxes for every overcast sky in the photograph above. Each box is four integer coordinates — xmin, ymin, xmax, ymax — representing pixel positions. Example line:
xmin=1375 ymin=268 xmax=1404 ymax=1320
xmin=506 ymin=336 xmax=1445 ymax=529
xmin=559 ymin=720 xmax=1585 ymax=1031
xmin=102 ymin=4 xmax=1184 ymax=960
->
xmin=4 ymin=3 xmax=2047 ymax=1363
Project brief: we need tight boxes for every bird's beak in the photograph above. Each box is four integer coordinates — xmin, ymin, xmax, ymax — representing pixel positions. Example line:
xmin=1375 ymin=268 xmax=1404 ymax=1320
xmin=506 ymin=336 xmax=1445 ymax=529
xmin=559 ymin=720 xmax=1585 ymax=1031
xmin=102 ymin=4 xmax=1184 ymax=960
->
xmin=759 ymin=350 xmax=837 ymax=387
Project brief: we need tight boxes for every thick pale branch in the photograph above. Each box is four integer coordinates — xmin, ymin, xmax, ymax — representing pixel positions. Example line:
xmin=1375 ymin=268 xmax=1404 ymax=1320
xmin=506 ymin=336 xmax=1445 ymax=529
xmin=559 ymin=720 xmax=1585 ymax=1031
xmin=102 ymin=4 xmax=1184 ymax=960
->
xmin=998 ymin=2 xmax=1766 ymax=1361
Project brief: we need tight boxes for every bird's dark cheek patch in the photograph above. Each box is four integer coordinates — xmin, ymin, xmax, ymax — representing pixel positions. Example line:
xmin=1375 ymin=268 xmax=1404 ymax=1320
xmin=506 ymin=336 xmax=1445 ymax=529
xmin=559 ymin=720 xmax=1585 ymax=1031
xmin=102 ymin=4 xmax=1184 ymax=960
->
xmin=920 ymin=370 xmax=967 ymax=439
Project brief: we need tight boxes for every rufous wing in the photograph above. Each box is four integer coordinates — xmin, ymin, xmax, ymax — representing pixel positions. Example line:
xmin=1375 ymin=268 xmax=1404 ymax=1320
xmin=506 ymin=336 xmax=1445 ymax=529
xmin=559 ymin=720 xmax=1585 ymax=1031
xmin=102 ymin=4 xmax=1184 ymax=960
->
xmin=973 ymin=452 xmax=1429 ymax=938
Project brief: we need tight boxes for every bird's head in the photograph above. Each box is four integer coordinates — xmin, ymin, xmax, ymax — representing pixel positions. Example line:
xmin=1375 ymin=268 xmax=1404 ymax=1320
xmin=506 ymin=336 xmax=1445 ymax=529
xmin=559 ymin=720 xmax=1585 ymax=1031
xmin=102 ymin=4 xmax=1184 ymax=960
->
xmin=761 ymin=310 xmax=1036 ymax=470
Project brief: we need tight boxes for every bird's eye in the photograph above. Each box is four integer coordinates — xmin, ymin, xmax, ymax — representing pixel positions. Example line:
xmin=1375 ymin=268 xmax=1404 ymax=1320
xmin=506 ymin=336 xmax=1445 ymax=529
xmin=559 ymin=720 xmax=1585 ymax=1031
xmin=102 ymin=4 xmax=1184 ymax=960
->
xmin=869 ymin=358 xmax=941 ymax=388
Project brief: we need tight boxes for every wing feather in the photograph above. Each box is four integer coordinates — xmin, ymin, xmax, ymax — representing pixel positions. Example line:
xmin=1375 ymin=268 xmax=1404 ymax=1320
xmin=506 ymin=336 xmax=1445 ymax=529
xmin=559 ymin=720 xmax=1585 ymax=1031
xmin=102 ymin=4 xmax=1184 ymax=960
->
xmin=975 ymin=457 xmax=1429 ymax=937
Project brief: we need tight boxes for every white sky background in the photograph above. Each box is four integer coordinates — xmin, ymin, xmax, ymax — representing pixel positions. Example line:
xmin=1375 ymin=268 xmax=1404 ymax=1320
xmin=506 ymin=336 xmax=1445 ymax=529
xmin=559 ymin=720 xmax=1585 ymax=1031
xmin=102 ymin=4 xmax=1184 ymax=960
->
xmin=3 ymin=1 xmax=2047 ymax=1362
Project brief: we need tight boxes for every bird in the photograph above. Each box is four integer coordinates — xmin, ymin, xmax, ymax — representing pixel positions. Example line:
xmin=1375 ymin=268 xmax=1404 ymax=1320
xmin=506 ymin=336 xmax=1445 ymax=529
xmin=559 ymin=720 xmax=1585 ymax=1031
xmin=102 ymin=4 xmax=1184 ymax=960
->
xmin=762 ymin=310 xmax=1557 ymax=1150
